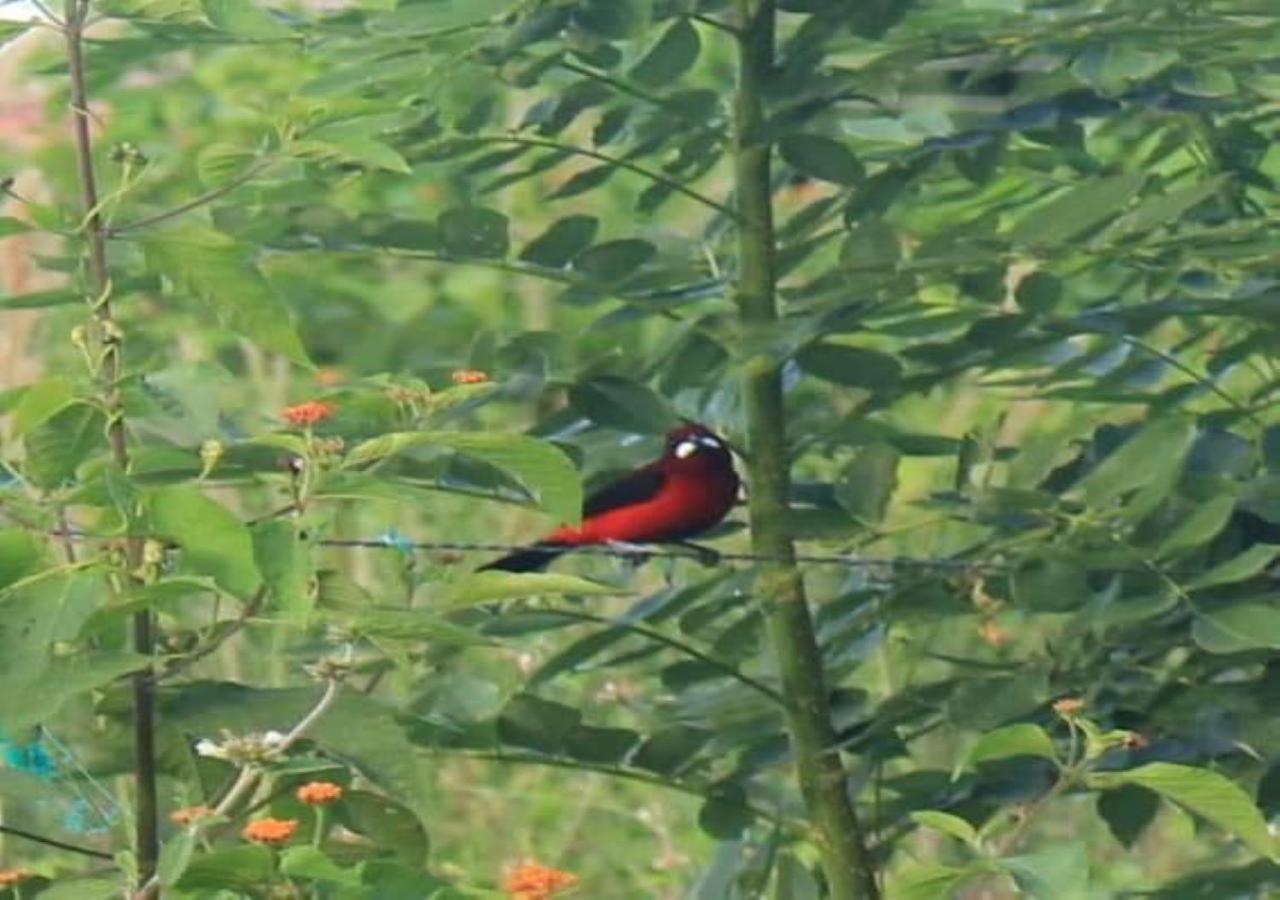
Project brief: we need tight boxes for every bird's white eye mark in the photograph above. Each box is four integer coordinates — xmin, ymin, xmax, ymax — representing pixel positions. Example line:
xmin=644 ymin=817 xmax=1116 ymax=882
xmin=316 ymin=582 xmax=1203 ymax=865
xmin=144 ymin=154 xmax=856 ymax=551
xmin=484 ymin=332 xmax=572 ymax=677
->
xmin=674 ymin=439 xmax=698 ymax=459
xmin=696 ymin=435 xmax=722 ymax=449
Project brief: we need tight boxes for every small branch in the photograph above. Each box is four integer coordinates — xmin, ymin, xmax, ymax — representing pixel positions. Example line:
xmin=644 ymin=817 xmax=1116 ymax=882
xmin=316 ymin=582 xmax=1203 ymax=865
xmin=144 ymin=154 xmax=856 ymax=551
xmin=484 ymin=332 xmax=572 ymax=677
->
xmin=108 ymin=158 xmax=275 ymax=235
xmin=559 ymin=59 xmax=679 ymax=112
xmin=157 ymin=586 xmax=267 ymax=682
xmin=690 ymin=11 xmax=740 ymax=36
xmin=0 ymin=824 xmax=113 ymax=860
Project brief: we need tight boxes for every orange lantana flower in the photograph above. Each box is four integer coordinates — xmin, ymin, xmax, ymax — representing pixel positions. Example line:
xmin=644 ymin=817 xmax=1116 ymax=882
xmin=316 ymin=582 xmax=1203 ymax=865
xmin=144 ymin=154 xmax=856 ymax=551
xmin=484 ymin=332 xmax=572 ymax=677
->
xmin=0 ymin=869 xmax=33 ymax=887
xmin=169 ymin=805 xmax=212 ymax=826
xmin=241 ymin=817 xmax=298 ymax=846
xmin=281 ymin=400 xmax=335 ymax=427
xmin=296 ymin=781 xmax=344 ymax=805
xmin=450 ymin=369 xmax=489 ymax=384
xmin=1052 ymin=696 xmax=1085 ymax=717
xmin=503 ymin=860 xmax=577 ymax=899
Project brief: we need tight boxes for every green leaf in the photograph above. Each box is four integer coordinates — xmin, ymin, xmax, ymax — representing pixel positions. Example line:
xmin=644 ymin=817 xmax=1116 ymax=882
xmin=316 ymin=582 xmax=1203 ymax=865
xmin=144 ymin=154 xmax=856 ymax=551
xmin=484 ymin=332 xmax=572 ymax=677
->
xmin=1097 ymin=784 xmax=1159 ymax=849
xmin=1155 ymin=494 xmax=1236 ymax=559
xmin=1008 ymin=172 xmax=1146 ymax=247
xmin=518 ymin=215 xmax=599 ymax=267
xmin=23 ymin=403 xmax=105 ymax=489
xmin=632 ymin=725 xmax=710 ymax=775
xmin=445 ymin=571 xmax=622 ymax=606
xmin=1091 ymin=763 xmax=1275 ymax=860
xmin=202 ymin=0 xmax=293 ymax=37
xmin=147 ymin=485 xmax=261 ymax=597
xmin=253 ymin=519 xmax=313 ymax=621
xmin=573 ymin=0 xmax=650 ymax=38
xmin=196 ymin=142 xmax=258 ymax=188
xmin=965 ymin=723 xmax=1057 ymax=767
xmin=698 ymin=783 xmax=752 ymax=840
xmin=1 ymin=650 xmax=148 ymax=731
xmin=1071 ymin=417 xmax=1196 ymax=508
xmin=779 ymin=134 xmax=864 ymax=186
xmin=1188 ymin=544 xmax=1280 ymax=590
xmin=1000 ymin=843 xmax=1090 ymax=899
xmin=835 ymin=443 xmax=899 ymax=524
xmin=0 ymin=216 xmax=32 ymax=238
xmin=1111 ymin=175 xmax=1227 ymax=236
xmin=497 ymin=693 xmax=582 ymax=754
xmin=291 ymin=138 xmax=411 ymax=174
xmin=344 ymin=430 xmax=581 ymax=525
xmin=158 ymin=829 xmax=197 ymax=887
xmin=796 ymin=342 xmax=902 ymax=391
xmin=629 ymin=17 xmax=700 ymax=87
xmin=550 ymin=164 xmax=615 ymax=199
xmin=774 ymin=853 xmax=822 ymax=900
xmin=279 ymin=846 xmax=363 ymax=886
xmin=338 ymin=791 xmax=428 ymax=866
xmin=142 ymin=227 xmax=310 ymax=365
xmin=572 ymin=238 xmax=656 ymax=282
xmin=11 ymin=376 xmax=75 ymax=436
xmin=438 ymin=206 xmax=510 ymax=258
xmin=568 ymin=375 xmax=678 ymax=433
xmin=911 ymin=810 xmax=979 ymax=847
xmin=1192 ymin=603 xmax=1280 ymax=654
xmin=0 ymin=288 xmax=83 ymax=310
xmin=177 ymin=845 xmax=275 ymax=891
xmin=564 ymin=724 xmax=639 ymax=764
xmin=0 ymin=528 xmax=43 ymax=591
xmin=888 ymin=863 xmax=978 ymax=900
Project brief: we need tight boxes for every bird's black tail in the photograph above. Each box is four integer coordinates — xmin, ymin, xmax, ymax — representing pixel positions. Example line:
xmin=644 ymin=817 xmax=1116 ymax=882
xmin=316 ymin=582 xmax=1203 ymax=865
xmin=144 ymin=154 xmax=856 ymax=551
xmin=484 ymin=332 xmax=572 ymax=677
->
xmin=478 ymin=542 xmax=567 ymax=572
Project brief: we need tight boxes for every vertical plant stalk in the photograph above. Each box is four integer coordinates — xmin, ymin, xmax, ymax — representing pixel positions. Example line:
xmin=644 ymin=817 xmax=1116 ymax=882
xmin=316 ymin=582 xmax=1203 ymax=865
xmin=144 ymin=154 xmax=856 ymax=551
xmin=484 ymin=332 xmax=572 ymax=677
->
xmin=63 ymin=0 xmax=160 ymax=882
xmin=730 ymin=2 xmax=879 ymax=897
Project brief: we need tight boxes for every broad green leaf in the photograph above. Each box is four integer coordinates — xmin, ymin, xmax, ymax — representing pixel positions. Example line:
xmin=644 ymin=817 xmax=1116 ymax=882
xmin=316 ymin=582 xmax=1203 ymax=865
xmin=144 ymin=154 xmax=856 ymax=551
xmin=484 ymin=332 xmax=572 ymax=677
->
xmin=142 ymin=227 xmax=309 ymax=365
xmin=291 ymin=138 xmax=410 ymax=174
xmin=1071 ymin=417 xmax=1195 ymax=508
xmin=1188 ymin=544 xmax=1280 ymax=590
xmin=630 ymin=17 xmax=700 ymax=87
xmin=1097 ymin=784 xmax=1159 ymax=849
xmin=836 ymin=443 xmax=899 ymax=524
xmin=158 ymin=829 xmax=197 ymax=887
xmin=279 ymin=846 xmax=363 ymax=886
xmin=888 ymin=863 xmax=978 ymax=900
xmin=632 ymin=725 xmax=710 ymax=775
xmin=36 ymin=879 xmax=122 ymax=900
xmin=572 ymin=0 xmax=650 ymax=38
xmin=1155 ymin=494 xmax=1236 ymax=559
xmin=202 ymin=0 xmax=293 ymax=37
xmin=779 ymin=134 xmax=864 ymax=186
xmin=196 ymin=142 xmax=258 ymax=188
xmin=0 ymin=528 xmax=43 ymax=591
xmin=1111 ymin=175 xmax=1228 ymax=236
xmin=497 ymin=693 xmax=582 ymax=753
xmin=327 ymin=607 xmax=488 ymax=645
xmin=965 ymin=723 xmax=1057 ymax=768
xmin=698 ymin=783 xmax=752 ymax=840
xmin=564 ymin=724 xmax=639 ymax=764
xmin=147 ymin=485 xmax=261 ymax=597
xmin=445 ymin=571 xmax=622 ymax=606
xmin=1 ymin=651 xmax=148 ymax=731
xmin=23 ymin=403 xmax=105 ymax=489
xmin=1000 ymin=842 xmax=1090 ymax=899
xmin=796 ymin=342 xmax=902 ymax=391
xmin=1008 ymin=173 xmax=1146 ymax=247
xmin=1192 ymin=603 xmax=1280 ymax=654
xmin=438 ymin=206 xmax=510 ymax=258
xmin=568 ymin=375 xmax=678 ymax=433
xmin=1173 ymin=66 xmax=1237 ymax=98
xmin=550 ymin=163 xmax=615 ymax=199
xmin=0 ymin=288 xmax=82 ymax=310
xmin=774 ymin=853 xmax=822 ymax=900
xmin=1091 ymin=763 xmax=1275 ymax=859
xmin=253 ymin=519 xmax=312 ymax=621
xmin=911 ymin=810 xmax=979 ymax=846
xmin=344 ymin=430 xmax=581 ymax=525
xmin=518 ymin=215 xmax=599 ymax=267
xmin=572 ymin=238 xmax=656 ymax=282
xmin=338 ymin=791 xmax=428 ymax=866
xmin=177 ymin=845 xmax=275 ymax=891
xmin=11 ymin=376 xmax=74 ymax=436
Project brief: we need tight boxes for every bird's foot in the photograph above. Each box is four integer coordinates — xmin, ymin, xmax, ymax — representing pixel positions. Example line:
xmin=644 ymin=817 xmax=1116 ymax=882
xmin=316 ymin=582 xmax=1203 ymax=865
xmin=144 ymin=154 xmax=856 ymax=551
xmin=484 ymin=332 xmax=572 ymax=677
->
xmin=605 ymin=540 xmax=652 ymax=567
xmin=676 ymin=541 xmax=721 ymax=568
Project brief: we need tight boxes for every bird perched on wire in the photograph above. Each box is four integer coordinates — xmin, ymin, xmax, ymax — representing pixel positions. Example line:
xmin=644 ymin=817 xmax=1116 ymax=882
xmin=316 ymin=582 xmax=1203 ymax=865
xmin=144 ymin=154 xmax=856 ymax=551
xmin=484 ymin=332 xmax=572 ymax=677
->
xmin=480 ymin=422 xmax=740 ymax=572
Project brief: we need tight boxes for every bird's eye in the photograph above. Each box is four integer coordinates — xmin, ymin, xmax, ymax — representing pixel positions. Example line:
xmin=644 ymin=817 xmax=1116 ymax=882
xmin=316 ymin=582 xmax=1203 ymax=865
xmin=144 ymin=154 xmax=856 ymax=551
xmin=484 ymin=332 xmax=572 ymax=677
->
xmin=674 ymin=439 xmax=698 ymax=459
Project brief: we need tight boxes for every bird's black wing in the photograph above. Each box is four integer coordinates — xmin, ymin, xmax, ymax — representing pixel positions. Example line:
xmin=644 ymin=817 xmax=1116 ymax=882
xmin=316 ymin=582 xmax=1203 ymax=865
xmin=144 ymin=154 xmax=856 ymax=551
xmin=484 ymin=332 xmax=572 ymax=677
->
xmin=583 ymin=463 xmax=667 ymax=518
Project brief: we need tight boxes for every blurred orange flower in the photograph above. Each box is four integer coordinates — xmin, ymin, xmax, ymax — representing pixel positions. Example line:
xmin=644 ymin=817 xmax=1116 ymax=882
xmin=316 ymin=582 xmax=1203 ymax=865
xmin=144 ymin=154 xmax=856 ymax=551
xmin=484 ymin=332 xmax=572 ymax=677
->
xmin=169 ymin=805 xmax=212 ymax=825
xmin=281 ymin=400 xmax=335 ymax=427
xmin=0 ymin=869 xmax=33 ymax=886
xmin=296 ymin=781 xmax=344 ymax=805
xmin=450 ymin=369 xmax=489 ymax=384
xmin=503 ymin=860 xmax=577 ymax=899
xmin=242 ymin=817 xmax=298 ymax=845
xmin=1052 ymin=696 xmax=1085 ymax=717
xmin=978 ymin=619 xmax=1010 ymax=647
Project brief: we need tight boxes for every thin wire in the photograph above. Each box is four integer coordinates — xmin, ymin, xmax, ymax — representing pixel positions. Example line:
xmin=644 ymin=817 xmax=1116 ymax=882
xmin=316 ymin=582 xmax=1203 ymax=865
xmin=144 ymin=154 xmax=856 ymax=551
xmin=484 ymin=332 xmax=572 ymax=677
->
xmin=36 ymin=528 xmax=1003 ymax=572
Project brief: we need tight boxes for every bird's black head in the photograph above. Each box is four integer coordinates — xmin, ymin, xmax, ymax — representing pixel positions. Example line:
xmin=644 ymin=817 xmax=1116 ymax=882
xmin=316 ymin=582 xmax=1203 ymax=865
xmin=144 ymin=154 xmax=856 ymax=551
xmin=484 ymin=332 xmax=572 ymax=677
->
xmin=663 ymin=423 xmax=734 ymax=473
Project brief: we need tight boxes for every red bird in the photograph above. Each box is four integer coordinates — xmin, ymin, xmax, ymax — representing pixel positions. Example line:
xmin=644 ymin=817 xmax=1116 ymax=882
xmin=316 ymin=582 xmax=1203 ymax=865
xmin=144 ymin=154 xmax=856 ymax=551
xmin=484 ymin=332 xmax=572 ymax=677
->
xmin=481 ymin=422 xmax=740 ymax=572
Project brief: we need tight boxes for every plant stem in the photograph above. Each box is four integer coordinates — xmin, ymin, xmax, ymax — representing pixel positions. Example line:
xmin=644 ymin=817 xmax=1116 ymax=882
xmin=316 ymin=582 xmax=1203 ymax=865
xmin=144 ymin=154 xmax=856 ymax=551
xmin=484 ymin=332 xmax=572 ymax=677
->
xmin=63 ymin=0 xmax=159 ymax=882
xmin=730 ymin=2 xmax=879 ymax=897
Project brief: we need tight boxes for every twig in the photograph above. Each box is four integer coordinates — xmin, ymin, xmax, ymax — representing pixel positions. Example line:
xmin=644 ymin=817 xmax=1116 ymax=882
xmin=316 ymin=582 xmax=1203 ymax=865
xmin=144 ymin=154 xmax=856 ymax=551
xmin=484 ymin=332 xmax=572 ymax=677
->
xmin=0 ymin=824 xmax=113 ymax=860
xmin=157 ymin=586 xmax=267 ymax=682
xmin=108 ymin=158 xmax=275 ymax=235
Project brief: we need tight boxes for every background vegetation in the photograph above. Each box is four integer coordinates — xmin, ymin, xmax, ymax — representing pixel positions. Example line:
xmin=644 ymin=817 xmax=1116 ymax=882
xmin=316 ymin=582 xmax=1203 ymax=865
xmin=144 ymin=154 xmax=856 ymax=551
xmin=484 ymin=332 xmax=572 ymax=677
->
xmin=3 ymin=0 xmax=1280 ymax=897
